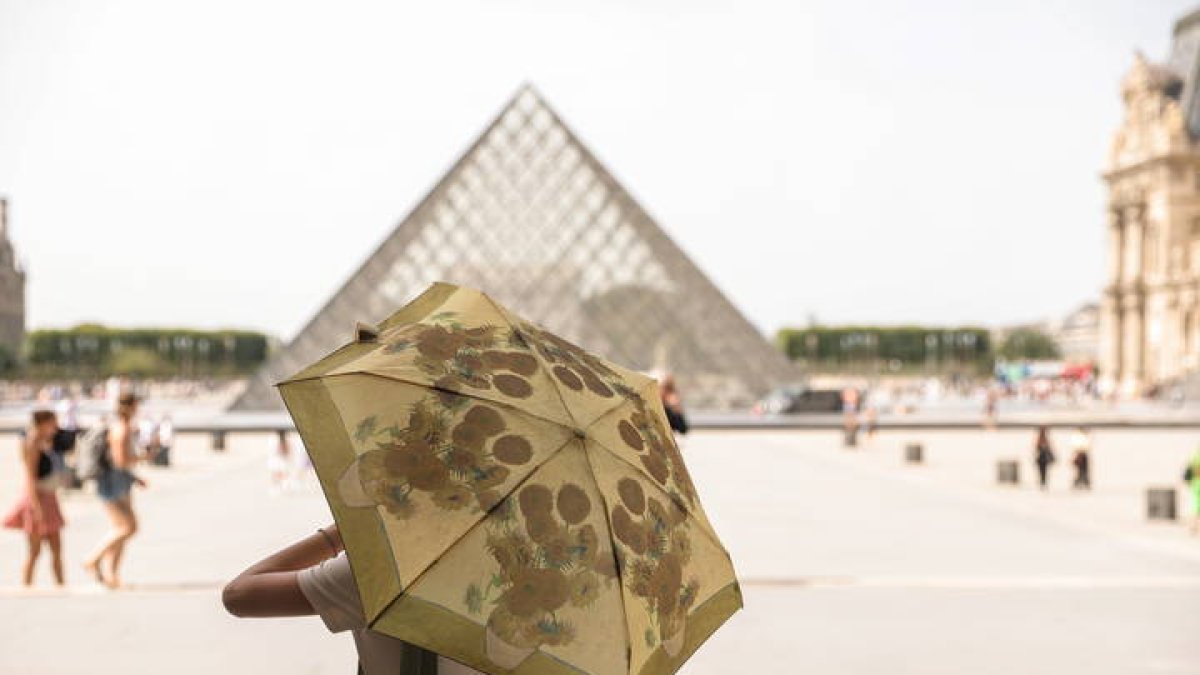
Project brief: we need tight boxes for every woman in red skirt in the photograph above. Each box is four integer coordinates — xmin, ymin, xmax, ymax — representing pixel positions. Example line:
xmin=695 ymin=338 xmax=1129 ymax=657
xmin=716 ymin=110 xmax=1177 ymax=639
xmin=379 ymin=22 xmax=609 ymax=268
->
xmin=3 ymin=410 xmax=67 ymax=586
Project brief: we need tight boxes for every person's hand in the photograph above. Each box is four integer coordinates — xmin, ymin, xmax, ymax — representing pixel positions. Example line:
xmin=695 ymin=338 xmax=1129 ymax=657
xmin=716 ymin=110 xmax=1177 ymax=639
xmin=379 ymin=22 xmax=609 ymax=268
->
xmin=325 ymin=523 xmax=344 ymax=551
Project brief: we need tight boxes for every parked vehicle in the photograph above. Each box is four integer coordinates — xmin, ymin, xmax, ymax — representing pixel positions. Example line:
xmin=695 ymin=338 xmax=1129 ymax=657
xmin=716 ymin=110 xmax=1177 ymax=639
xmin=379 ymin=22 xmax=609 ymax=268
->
xmin=754 ymin=385 xmax=846 ymax=414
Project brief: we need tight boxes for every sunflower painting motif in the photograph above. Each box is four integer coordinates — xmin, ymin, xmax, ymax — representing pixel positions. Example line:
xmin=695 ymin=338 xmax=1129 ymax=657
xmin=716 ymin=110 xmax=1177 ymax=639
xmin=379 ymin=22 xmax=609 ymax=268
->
xmin=278 ymin=282 xmax=740 ymax=675
xmin=463 ymin=477 xmax=620 ymax=669
xmin=336 ymin=395 xmax=536 ymax=520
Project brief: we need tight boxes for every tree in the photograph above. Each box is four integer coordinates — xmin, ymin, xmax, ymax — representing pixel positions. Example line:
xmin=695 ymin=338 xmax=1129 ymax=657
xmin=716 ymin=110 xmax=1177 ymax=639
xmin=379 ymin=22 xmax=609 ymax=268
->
xmin=0 ymin=344 xmax=14 ymax=374
xmin=998 ymin=328 xmax=1061 ymax=361
xmin=107 ymin=347 xmax=170 ymax=378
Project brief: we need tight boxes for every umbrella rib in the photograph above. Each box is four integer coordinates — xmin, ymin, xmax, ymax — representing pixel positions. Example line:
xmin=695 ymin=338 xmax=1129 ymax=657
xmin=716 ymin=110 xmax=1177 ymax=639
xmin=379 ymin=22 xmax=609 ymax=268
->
xmin=580 ymin=442 xmax=636 ymax=675
xmin=341 ymin=369 xmax=579 ymax=436
xmin=584 ymin=433 xmax=731 ymax=557
xmin=563 ymin=364 xmax=661 ymax=439
xmin=289 ymin=377 xmax=407 ymax=627
xmin=363 ymin=434 xmax=580 ymax=629
xmin=578 ymin=387 xmax=641 ymax=434
xmin=484 ymin=295 xmax=583 ymax=430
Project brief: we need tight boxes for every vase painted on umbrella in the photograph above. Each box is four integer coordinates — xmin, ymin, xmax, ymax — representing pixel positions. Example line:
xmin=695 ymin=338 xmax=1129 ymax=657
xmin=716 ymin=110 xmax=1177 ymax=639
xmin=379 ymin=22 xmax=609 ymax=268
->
xmin=485 ymin=624 xmax=536 ymax=669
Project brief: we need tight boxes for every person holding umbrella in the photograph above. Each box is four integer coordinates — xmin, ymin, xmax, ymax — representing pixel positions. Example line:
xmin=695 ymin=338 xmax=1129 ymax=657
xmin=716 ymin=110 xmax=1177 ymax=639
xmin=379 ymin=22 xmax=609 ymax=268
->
xmin=223 ymin=283 xmax=740 ymax=675
xmin=223 ymin=523 xmax=481 ymax=674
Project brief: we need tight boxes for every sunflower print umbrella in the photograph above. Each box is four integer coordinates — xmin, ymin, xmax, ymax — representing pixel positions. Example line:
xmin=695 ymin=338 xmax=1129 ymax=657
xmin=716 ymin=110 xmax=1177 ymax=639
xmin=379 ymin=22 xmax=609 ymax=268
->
xmin=278 ymin=282 xmax=741 ymax=675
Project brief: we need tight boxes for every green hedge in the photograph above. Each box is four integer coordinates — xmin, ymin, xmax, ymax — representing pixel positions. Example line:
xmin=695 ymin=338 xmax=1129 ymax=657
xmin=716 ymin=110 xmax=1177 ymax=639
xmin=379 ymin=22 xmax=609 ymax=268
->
xmin=25 ymin=325 xmax=269 ymax=378
xmin=997 ymin=328 xmax=1061 ymax=360
xmin=776 ymin=325 xmax=993 ymax=374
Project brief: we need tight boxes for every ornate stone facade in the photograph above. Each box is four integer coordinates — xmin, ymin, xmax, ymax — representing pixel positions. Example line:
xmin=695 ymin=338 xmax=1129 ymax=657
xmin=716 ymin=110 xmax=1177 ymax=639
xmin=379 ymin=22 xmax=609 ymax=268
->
xmin=0 ymin=198 xmax=26 ymax=360
xmin=1100 ymin=11 xmax=1200 ymax=395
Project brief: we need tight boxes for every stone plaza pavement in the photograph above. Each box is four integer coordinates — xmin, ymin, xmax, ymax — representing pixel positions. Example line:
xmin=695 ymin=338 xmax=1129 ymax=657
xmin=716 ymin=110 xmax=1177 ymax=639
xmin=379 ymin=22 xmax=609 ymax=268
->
xmin=0 ymin=428 xmax=1198 ymax=674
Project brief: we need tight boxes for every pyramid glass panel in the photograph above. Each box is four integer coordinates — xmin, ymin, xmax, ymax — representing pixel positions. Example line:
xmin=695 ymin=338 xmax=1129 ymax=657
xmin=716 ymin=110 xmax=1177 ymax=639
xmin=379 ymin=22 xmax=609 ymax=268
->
xmin=233 ymin=86 xmax=796 ymax=411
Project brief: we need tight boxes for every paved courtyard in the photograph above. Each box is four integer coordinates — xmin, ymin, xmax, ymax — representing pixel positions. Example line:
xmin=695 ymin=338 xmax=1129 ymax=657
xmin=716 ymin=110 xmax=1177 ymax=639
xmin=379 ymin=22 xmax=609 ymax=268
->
xmin=1 ymin=428 xmax=1198 ymax=674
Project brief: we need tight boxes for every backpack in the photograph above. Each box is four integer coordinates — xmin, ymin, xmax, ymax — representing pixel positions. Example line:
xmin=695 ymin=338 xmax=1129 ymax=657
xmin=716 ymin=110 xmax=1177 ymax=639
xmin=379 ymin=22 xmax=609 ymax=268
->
xmin=74 ymin=424 xmax=110 ymax=481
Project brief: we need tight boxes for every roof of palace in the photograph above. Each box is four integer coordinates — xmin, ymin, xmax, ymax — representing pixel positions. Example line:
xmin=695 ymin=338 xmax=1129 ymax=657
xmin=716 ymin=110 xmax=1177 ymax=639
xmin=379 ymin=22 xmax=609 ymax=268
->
xmin=1165 ymin=6 xmax=1200 ymax=137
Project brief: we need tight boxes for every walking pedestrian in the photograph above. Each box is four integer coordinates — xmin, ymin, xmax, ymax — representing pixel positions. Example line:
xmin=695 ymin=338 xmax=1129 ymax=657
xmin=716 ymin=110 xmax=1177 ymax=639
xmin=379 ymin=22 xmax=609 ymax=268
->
xmin=982 ymin=387 xmax=998 ymax=431
xmin=1033 ymin=425 xmax=1055 ymax=490
xmin=842 ymin=386 xmax=860 ymax=447
xmin=861 ymin=392 xmax=878 ymax=442
xmin=268 ymin=430 xmax=295 ymax=495
xmin=55 ymin=394 xmax=79 ymax=434
xmin=83 ymin=392 xmax=146 ymax=589
xmin=3 ymin=410 xmax=68 ymax=586
xmin=658 ymin=372 xmax=688 ymax=435
xmin=1070 ymin=426 xmax=1092 ymax=490
xmin=223 ymin=523 xmax=484 ymax=674
xmin=156 ymin=413 xmax=174 ymax=467
xmin=139 ymin=414 xmax=161 ymax=466
xmin=1185 ymin=448 xmax=1200 ymax=536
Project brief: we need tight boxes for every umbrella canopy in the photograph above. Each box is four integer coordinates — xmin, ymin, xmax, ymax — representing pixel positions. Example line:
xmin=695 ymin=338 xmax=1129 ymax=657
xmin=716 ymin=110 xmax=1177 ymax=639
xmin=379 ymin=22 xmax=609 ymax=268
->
xmin=278 ymin=283 xmax=740 ymax=675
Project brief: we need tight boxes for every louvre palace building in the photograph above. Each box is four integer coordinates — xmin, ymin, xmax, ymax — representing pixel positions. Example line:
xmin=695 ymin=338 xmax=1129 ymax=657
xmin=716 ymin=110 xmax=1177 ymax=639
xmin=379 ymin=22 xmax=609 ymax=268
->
xmin=1100 ymin=8 xmax=1200 ymax=395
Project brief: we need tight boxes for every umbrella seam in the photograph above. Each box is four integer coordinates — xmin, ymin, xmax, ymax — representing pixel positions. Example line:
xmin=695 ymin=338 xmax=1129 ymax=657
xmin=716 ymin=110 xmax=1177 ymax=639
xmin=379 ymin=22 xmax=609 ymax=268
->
xmin=580 ymin=440 xmax=636 ymax=675
xmin=478 ymin=291 xmax=654 ymax=435
xmin=316 ymin=370 xmax=580 ymax=436
xmin=628 ymin=378 xmax=730 ymax=552
xmin=583 ymin=430 xmax=732 ymax=559
xmin=363 ymin=435 xmax=580 ymax=631
xmin=290 ymin=378 xmax=407 ymax=627
xmin=485 ymin=296 xmax=583 ymax=431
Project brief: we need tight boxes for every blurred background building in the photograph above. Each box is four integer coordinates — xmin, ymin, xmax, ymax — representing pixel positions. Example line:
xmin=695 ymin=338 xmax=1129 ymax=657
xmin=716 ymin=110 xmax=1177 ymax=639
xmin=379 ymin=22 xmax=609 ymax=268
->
xmin=1043 ymin=302 xmax=1100 ymax=364
xmin=1100 ymin=9 xmax=1200 ymax=396
xmin=0 ymin=198 xmax=26 ymax=368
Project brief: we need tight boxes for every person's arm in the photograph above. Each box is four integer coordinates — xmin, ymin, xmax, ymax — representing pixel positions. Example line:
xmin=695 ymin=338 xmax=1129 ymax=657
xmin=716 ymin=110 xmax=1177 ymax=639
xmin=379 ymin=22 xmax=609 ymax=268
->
xmin=222 ymin=524 xmax=343 ymax=618
xmin=22 ymin=435 xmax=42 ymax=521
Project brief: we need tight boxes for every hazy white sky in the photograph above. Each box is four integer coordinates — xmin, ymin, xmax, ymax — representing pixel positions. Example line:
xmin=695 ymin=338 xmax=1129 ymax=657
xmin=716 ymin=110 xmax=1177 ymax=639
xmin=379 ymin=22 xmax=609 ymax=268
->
xmin=0 ymin=1 xmax=1193 ymax=339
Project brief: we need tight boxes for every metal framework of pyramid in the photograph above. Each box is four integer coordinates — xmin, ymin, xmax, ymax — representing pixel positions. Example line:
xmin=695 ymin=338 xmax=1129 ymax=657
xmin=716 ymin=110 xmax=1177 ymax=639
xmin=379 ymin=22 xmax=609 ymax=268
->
xmin=233 ymin=85 xmax=796 ymax=411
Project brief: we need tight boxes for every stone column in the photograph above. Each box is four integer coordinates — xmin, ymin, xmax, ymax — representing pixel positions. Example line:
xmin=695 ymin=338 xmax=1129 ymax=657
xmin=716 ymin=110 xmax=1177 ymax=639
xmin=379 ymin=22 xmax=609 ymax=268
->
xmin=1123 ymin=204 xmax=1145 ymax=285
xmin=1162 ymin=294 xmax=1180 ymax=381
xmin=1182 ymin=292 xmax=1199 ymax=372
xmin=1099 ymin=292 xmax=1122 ymax=390
xmin=1121 ymin=293 xmax=1145 ymax=395
xmin=1107 ymin=207 xmax=1124 ymax=286
xmin=1099 ymin=208 xmax=1125 ymax=394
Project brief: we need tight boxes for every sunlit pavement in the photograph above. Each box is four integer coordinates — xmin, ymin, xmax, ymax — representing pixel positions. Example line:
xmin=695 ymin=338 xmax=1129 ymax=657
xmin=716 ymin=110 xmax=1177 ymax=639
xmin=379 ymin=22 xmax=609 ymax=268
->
xmin=1 ymin=429 xmax=1198 ymax=674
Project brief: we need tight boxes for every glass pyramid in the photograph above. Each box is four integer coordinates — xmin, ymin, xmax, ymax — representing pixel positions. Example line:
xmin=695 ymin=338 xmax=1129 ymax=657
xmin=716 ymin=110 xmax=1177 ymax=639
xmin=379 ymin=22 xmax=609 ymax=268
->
xmin=232 ymin=85 xmax=796 ymax=411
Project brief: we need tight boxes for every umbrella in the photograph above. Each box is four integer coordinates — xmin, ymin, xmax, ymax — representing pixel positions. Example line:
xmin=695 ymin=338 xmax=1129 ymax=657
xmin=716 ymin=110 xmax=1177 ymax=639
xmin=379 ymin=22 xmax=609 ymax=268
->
xmin=279 ymin=282 xmax=741 ymax=675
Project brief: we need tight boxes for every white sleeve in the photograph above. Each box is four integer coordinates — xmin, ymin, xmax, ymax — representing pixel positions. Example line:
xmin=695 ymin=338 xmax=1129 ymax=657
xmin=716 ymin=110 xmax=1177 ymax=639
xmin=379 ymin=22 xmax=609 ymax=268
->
xmin=297 ymin=554 xmax=367 ymax=634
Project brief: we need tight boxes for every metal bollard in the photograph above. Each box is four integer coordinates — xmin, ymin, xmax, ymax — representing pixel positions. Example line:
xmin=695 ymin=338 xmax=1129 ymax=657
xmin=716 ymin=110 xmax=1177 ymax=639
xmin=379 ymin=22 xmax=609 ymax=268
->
xmin=1146 ymin=487 xmax=1177 ymax=521
xmin=996 ymin=459 xmax=1020 ymax=485
xmin=904 ymin=443 xmax=923 ymax=464
xmin=212 ymin=430 xmax=227 ymax=452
